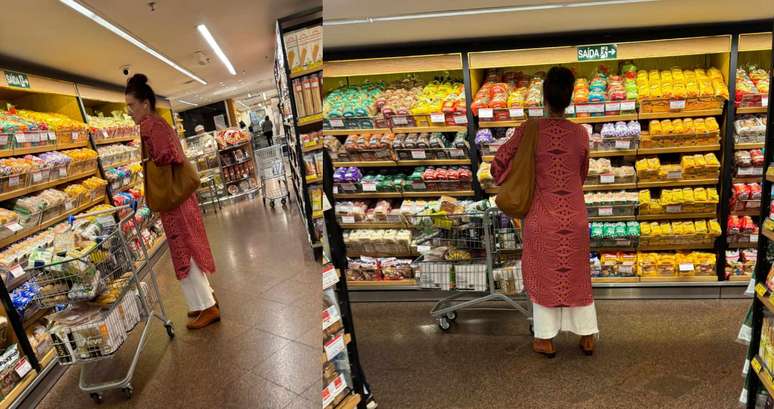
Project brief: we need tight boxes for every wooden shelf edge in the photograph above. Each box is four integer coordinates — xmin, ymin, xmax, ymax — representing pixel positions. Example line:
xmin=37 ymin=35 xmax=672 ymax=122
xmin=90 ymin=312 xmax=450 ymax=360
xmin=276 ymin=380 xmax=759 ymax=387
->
xmin=636 ymin=212 xmax=717 ymax=221
xmin=0 ymin=168 xmax=98 ymax=205
xmin=639 ymin=275 xmax=718 ymax=282
xmin=592 ymin=276 xmax=639 ymax=283
xmin=737 ymin=106 xmax=768 ymax=114
xmin=638 ymin=109 xmax=724 ymax=120
xmin=336 ymin=393 xmax=362 ymax=409
xmin=323 ymin=128 xmax=391 ymax=136
xmin=94 ymin=136 xmax=138 ymax=145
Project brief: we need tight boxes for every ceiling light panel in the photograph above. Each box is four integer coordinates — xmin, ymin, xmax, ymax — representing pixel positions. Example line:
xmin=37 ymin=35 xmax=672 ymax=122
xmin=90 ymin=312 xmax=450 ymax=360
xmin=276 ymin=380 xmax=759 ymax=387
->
xmin=197 ymin=24 xmax=237 ymax=75
xmin=58 ymin=0 xmax=207 ymax=85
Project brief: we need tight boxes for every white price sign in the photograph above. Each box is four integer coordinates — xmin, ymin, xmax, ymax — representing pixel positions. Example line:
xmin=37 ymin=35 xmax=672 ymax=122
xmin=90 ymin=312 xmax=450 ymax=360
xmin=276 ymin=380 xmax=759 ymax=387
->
xmin=565 ymin=105 xmax=575 ymax=115
xmin=65 ymin=200 xmax=74 ymax=210
xmin=528 ymin=108 xmax=544 ymax=117
xmin=678 ymin=263 xmax=694 ymax=272
xmin=333 ymin=185 xmax=338 ymax=194
xmin=48 ymin=131 xmax=56 ymax=141
xmin=669 ymin=100 xmax=686 ymax=110
xmin=417 ymin=245 xmax=431 ymax=253
xmin=361 ymin=182 xmax=377 ymax=192
xmin=329 ymin=118 xmax=344 ymax=127
xmin=322 ymin=265 xmax=339 ymax=290
xmin=14 ymin=133 xmax=26 ymax=143
xmin=665 ymin=205 xmax=682 ymax=213
xmin=430 ymin=113 xmax=445 ymax=123
xmin=598 ymin=207 xmax=614 ymax=216
xmin=453 ymin=115 xmax=468 ymax=125
xmin=620 ymin=101 xmax=636 ymax=111
xmin=322 ymin=374 xmax=347 ymax=408
xmin=30 ymin=133 xmax=40 ymax=143
xmin=324 ymin=333 xmax=347 ymax=360
xmin=392 ymin=115 xmax=408 ymax=125
xmin=31 ymin=172 xmax=42 ymax=183
xmin=619 ymin=265 xmax=634 ymax=274
xmin=411 ymin=150 xmax=427 ymax=159
xmin=411 ymin=182 xmax=426 ymax=190
xmin=101 ymin=129 xmax=109 ymax=139
xmin=667 ymin=170 xmax=682 ymax=179
xmin=9 ymin=264 xmax=25 ymax=279
xmin=14 ymin=358 xmax=31 ymax=378
xmin=449 ymin=149 xmax=465 ymax=158
xmin=478 ymin=108 xmax=494 ymax=119
xmin=72 ymin=131 xmax=80 ymax=140
xmin=762 ymin=96 xmax=769 ymax=107
xmin=509 ymin=108 xmax=525 ymax=118
xmin=605 ymin=102 xmax=621 ymax=112
xmin=600 ymin=175 xmax=615 ymax=184
xmin=6 ymin=222 xmax=23 ymax=232
xmin=59 ymin=167 xmax=67 ymax=177
xmin=8 ymin=176 xmax=19 ymax=187
xmin=614 ymin=140 xmax=630 ymax=149
xmin=750 ymin=234 xmax=759 ymax=243
xmin=322 ymin=304 xmax=340 ymax=330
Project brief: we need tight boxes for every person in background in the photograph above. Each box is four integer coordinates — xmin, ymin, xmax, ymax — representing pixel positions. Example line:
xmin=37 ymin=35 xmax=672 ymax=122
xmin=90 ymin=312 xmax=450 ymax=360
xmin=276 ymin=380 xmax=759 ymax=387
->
xmin=125 ymin=74 xmax=221 ymax=330
xmin=239 ymin=120 xmax=247 ymax=129
xmin=491 ymin=67 xmax=598 ymax=357
xmin=261 ymin=115 xmax=274 ymax=146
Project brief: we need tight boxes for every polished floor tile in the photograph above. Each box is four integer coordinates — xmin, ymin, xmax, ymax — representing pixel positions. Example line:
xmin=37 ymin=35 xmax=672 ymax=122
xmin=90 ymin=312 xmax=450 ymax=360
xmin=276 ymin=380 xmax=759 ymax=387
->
xmin=35 ymin=197 xmax=320 ymax=408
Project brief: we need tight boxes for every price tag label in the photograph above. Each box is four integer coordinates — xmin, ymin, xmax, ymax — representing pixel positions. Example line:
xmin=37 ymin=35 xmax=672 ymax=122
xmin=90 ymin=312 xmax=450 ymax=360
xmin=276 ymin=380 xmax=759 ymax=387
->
xmin=747 ymin=200 xmax=761 ymax=208
xmin=9 ymin=264 xmax=25 ymax=279
xmin=322 ymin=374 xmax=347 ymax=407
xmin=756 ymin=283 xmax=768 ymax=297
xmin=59 ymin=167 xmax=67 ymax=177
xmin=750 ymin=234 xmax=759 ymax=243
xmin=31 ymin=172 xmax=42 ymax=183
xmin=361 ymin=182 xmax=376 ymax=192
xmin=430 ymin=113 xmax=445 ymax=123
xmin=762 ymin=96 xmax=769 ymax=107
xmin=584 ymin=104 xmax=605 ymax=114
xmin=605 ymin=102 xmax=621 ymax=112
xmin=478 ymin=108 xmax=494 ymax=119
xmin=678 ymin=263 xmax=694 ymax=272
xmin=417 ymin=245 xmax=431 ymax=253
xmin=615 ymin=140 xmax=630 ymax=149
xmin=324 ymin=333 xmax=347 ymax=360
xmin=598 ymin=207 xmax=614 ymax=216
xmin=329 ymin=118 xmax=344 ymax=127
xmin=738 ymin=167 xmax=756 ymax=176
xmin=340 ymin=182 xmax=355 ymax=191
xmin=411 ymin=182 xmax=426 ymax=190
xmin=509 ymin=108 xmax=525 ymax=118
xmin=101 ymin=129 xmax=109 ymax=139
xmin=341 ymin=215 xmax=355 ymax=224
xmin=665 ymin=205 xmax=682 ymax=213
xmin=65 ymin=200 xmax=74 ymax=210
xmin=322 ymin=265 xmax=340 ymax=289
xmin=14 ymin=358 xmax=31 ymax=378
xmin=670 ymin=100 xmax=686 ymax=110
xmin=72 ymin=131 xmax=79 ymax=140
xmin=620 ymin=101 xmax=636 ymax=111
xmin=386 ymin=214 xmax=401 ymax=223
xmin=392 ymin=115 xmax=408 ymax=126
xmin=0 ymin=135 xmax=7 ymax=145
xmin=565 ymin=105 xmax=575 ymax=115
xmin=14 ymin=133 xmax=26 ymax=143
xmin=30 ymin=133 xmax=40 ymax=143
xmin=453 ymin=115 xmax=468 ymax=125
xmin=6 ymin=222 xmax=23 ymax=232
xmin=8 ymin=176 xmax=19 ymax=187
xmin=48 ymin=131 xmax=57 ymax=141
xmin=600 ymin=175 xmax=615 ymax=184
xmin=528 ymin=108 xmax=544 ymax=117
xmin=411 ymin=150 xmax=427 ymax=159
xmin=333 ymin=186 xmax=338 ymax=194
xmin=619 ymin=264 xmax=634 ymax=274
xmin=449 ymin=149 xmax=465 ymax=158
xmin=322 ymin=304 xmax=340 ymax=330
xmin=667 ymin=170 xmax=682 ymax=179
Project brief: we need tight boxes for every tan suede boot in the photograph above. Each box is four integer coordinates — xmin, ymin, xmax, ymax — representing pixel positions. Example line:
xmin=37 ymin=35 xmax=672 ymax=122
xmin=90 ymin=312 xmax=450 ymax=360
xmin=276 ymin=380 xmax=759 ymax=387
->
xmin=580 ymin=335 xmax=595 ymax=355
xmin=188 ymin=294 xmax=219 ymax=318
xmin=532 ymin=338 xmax=556 ymax=358
xmin=187 ymin=305 xmax=221 ymax=330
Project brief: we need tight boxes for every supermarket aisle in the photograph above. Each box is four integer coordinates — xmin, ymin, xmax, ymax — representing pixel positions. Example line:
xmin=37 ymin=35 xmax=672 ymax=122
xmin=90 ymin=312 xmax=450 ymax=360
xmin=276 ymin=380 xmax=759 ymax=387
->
xmin=35 ymin=198 xmax=320 ymax=409
xmin=352 ymin=299 xmax=748 ymax=409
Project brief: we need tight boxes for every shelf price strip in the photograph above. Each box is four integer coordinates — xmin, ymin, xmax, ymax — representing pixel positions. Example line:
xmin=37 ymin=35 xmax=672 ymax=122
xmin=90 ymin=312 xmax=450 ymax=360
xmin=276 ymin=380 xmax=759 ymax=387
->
xmin=322 ymin=265 xmax=339 ymax=290
xmin=322 ymin=373 xmax=348 ymax=408
xmin=324 ymin=332 xmax=347 ymax=361
xmin=322 ymin=304 xmax=341 ymax=331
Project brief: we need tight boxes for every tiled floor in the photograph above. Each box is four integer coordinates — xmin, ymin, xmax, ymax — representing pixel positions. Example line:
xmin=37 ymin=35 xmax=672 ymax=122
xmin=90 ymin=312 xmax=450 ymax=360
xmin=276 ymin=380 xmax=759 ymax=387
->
xmin=36 ymin=197 xmax=321 ymax=409
xmin=352 ymin=299 xmax=750 ymax=409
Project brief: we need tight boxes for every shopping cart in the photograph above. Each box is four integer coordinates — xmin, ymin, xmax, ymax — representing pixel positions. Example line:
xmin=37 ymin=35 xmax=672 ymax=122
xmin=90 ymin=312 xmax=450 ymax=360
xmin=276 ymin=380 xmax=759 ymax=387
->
xmin=410 ymin=207 xmax=532 ymax=332
xmin=254 ymin=144 xmax=289 ymax=207
xmin=26 ymin=204 xmax=174 ymax=403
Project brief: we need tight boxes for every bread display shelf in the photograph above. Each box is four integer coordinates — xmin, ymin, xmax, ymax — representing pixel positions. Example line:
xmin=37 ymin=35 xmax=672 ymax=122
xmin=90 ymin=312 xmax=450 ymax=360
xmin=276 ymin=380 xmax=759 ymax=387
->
xmin=737 ymin=106 xmax=768 ymax=114
xmin=637 ymin=242 xmax=716 ymax=251
xmin=569 ymin=114 xmax=639 ymax=124
xmin=591 ymin=276 xmax=640 ymax=283
xmin=403 ymin=190 xmax=475 ymax=198
xmin=394 ymin=126 xmax=467 ymax=133
xmin=638 ymin=109 xmax=723 ymax=120
xmin=94 ymin=135 xmax=138 ymax=145
xmin=735 ymin=142 xmax=765 ymax=150
xmin=334 ymin=192 xmax=403 ymax=199
xmin=639 ymin=275 xmax=718 ymax=282
xmin=0 ymin=140 xmax=90 ymax=158
xmin=340 ymin=222 xmax=407 ymax=229
xmin=730 ymin=208 xmax=762 ymax=216
xmin=289 ymin=63 xmax=323 ymax=79
xmin=589 ymin=149 xmax=637 ymax=158
xmin=333 ymin=159 xmax=471 ymax=168
xmin=323 ymin=128 xmax=391 ymax=136
xmin=583 ymin=182 xmax=637 ymax=191
xmin=302 ymin=143 xmax=324 ymax=153
xmin=636 ymin=178 xmax=718 ymax=188
xmin=478 ymin=120 xmax=525 ymax=128
xmin=637 ymin=212 xmax=717 ymax=221
xmin=637 ymin=144 xmax=720 ymax=155
xmin=0 ymin=168 xmax=97 ymax=203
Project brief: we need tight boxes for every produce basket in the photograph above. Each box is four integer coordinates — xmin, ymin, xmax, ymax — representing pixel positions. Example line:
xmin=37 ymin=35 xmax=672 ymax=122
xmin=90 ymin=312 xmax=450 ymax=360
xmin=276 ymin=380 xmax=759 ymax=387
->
xmin=0 ymin=172 xmax=29 ymax=194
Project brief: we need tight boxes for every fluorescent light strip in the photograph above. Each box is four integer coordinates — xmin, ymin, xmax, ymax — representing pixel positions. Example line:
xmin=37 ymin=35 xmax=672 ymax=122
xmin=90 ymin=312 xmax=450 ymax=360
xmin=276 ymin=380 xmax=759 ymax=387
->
xmin=177 ymin=99 xmax=198 ymax=106
xmin=197 ymin=24 xmax=237 ymax=76
xmin=59 ymin=0 xmax=206 ymax=85
xmin=324 ymin=0 xmax=658 ymax=26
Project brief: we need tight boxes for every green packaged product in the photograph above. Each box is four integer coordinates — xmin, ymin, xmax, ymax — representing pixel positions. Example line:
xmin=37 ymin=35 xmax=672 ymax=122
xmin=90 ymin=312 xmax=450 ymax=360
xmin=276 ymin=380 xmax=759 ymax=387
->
xmin=614 ymin=223 xmax=626 ymax=237
xmin=590 ymin=223 xmax=603 ymax=238
xmin=603 ymin=223 xmax=616 ymax=238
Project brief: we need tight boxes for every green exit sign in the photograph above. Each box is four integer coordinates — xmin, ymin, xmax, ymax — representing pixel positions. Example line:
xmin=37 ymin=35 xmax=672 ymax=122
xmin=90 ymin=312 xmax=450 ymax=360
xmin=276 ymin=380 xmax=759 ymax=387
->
xmin=577 ymin=44 xmax=618 ymax=62
xmin=4 ymin=71 xmax=30 ymax=89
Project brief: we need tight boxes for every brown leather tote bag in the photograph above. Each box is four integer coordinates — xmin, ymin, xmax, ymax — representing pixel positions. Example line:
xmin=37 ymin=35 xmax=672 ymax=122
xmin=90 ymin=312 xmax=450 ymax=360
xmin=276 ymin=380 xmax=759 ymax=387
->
xmin=142 ymin=142 xmax=200 ymax=212
xmin=494 ymin=119 xmax=539 ymax=218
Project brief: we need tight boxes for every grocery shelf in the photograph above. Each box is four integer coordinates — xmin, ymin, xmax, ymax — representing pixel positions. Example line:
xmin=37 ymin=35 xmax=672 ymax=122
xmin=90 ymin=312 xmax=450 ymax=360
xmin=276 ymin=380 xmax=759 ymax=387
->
xmin=733 ymin=176 xmax=763 ymax=184
xmin=334 ymin=192 xmax=403 ymax=199
xmin=289 ymin=64 xmax=322 ymax=79
xmin=639 ymin=275 xmax=718 ymax=282
xmin=478 ymin=120 xmax=525 ymax=128
xmin=339 ymin=222 xmax=407 ymax=229
xmin=347 ymin=279 xmax=417 ymax=288
xmin=333 ymin=160 xmax=396 ymax=168
xmin=588 ymin=215 xmax=637 ymax=222
xmin=583 ymin=182 xmax=637 ymax=191
xmin=103 ymin=159 xmax=140 ymax=169
xmin=394 ymin=126 xmax=467 ymax=133
xmin=0 ymin=140 xmax=90 ymax=158
xmin=728 ymin=241 xmax=758 ymax=249
xmin=337 ymin=393 xmax=362 ymax=409
xmin=94 ymin=135 xmax=138 ymax=145
xmin=735 ymin=142 xmax=765 ymax=150
xmin=636 ymin=178 xmax=718 ymax=188
xmin=312 ymin=210 xmax=324 ymax=219
xmin=591 ymin=245 xmax=636 ymax=252
xmin=727 ymin=274 xmax=753 ymax=281
xmin=751 ymin=356 xmax=774 ymax=398
xmin=730 ymin=208 xmax=762 ymax=216
xmin=0 ymin=195 xmax=106 ymax=249
xmin=0 ymin=168 xmax=97 ymax=203
xmin=737 ymin=106 xmax=768 ymax=114
xmin=636 ymin=212 xmax=717 ymax=221
xmin=569 ymin=113 xmax=639 ymax=124
xmin=323 ymin=128 xmax=391 ymax=136
xmin=638 ymin=109 xmax=724 ymax=120
xmin=637 ymin=144 xmax=720 ymax=155
xmin=396 ymin=159 xmax=470 ymax=166
xmin=302 ymin=143 xmax=324 ymax=153
xmin=591 ymin=276 xmax=640 ymax=283
xmin=0 ymin=368 xmax=37 ymax=409
xmin=637 ymin=242 xmax=715 ymax=251
xmin=297 ymin=113 xmax=323 ymax=126
xmin=402 ymin=190 xmax=475 ymax=198
xmin=589 ymin=149 xmax=637 ymax=158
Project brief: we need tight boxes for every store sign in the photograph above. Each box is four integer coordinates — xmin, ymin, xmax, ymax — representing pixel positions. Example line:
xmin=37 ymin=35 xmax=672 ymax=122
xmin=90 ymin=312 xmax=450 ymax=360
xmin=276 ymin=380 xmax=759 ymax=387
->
xmin=577 ymin=44 xmax=618 ymax=62
xmin=4 ymin=71 xmax=30 ymax=89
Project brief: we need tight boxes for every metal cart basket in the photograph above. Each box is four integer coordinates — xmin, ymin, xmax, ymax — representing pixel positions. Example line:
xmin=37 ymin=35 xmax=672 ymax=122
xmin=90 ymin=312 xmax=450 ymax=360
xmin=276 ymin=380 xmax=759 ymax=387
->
xmin=27 ymin=204 xmax=173 ymax=403
xmin=410 ymin=207 xmax=532 ymax=332
xmin=254 ymin=144 xmax=290 ymax=207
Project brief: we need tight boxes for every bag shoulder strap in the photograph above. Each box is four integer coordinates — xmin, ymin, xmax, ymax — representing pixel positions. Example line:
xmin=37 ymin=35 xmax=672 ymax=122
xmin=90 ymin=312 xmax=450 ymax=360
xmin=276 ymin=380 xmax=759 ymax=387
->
xmin=522 ymin=118 xmax=540 ymax=151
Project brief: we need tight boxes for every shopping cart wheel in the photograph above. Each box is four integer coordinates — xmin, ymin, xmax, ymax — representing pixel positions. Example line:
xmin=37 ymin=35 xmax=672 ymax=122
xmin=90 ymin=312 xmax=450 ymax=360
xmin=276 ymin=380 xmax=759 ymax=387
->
xmin=281 ymin=198 xmax=287 ymax=205
xmin=123 ymin=386 xmax=134 ymax=399
xmin=90 ymin=393 xmax=103 ymax=404
xmin=165 ymin=323 xmax=175 ymax=338
xmin=438 ymin=317 xmax=451 ymax=331
xmin=445 ymin=311 xmax=457 ymax=321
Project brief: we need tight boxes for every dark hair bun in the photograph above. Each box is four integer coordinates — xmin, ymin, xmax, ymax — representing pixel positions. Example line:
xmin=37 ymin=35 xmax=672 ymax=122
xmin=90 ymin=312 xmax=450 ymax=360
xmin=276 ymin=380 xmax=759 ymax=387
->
xmin=128 ymin=73 xmax=148 ymax=86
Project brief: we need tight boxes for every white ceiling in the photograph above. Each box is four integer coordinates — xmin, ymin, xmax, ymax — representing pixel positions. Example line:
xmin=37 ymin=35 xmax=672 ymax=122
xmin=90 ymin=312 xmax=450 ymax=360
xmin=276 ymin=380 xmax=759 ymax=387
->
xmin=0 ymin=0 xmax=319 ymax=111
xmin=324 ymin=0 xmax=774 ymax=49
